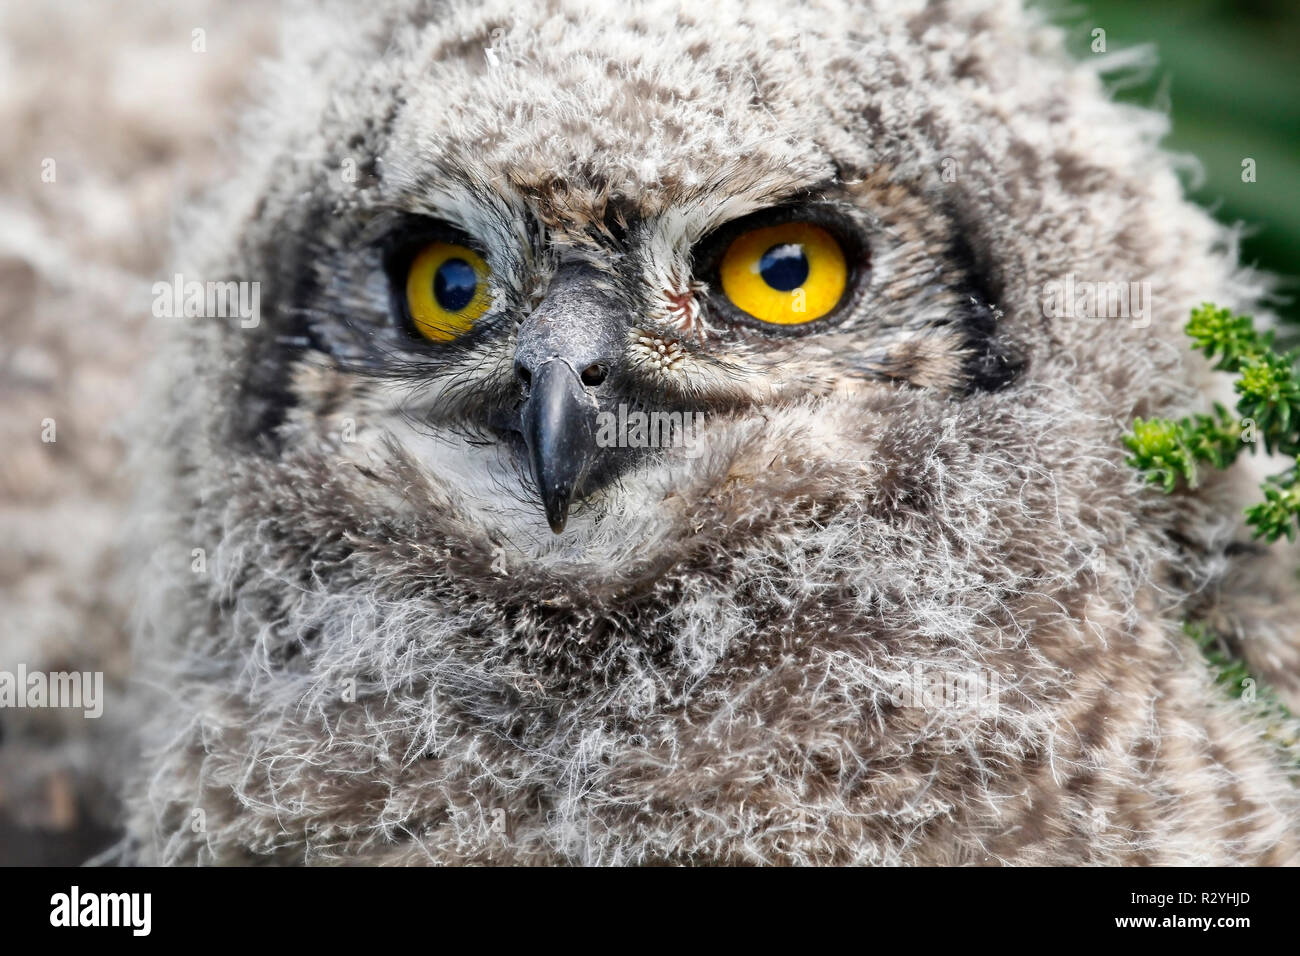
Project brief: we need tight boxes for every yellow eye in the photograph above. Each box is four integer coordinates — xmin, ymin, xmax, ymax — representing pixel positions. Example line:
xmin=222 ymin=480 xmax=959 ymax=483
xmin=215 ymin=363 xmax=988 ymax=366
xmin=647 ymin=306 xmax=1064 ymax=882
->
xmin=404 ymin=241 xmax=492 ymax=342
xmin=718 ymin=222 xmax=847 ymax=325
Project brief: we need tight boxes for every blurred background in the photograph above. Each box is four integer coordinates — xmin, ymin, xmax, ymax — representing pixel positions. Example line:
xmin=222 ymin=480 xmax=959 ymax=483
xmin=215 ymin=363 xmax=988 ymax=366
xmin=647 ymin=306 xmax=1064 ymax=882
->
xmin=0 ymin=0 xmax=1296 ymax=865
xmin=1050 ymin=0 xmax=1300 ymax=329
xmin=0 ymin=0 xmax=276 ymax=865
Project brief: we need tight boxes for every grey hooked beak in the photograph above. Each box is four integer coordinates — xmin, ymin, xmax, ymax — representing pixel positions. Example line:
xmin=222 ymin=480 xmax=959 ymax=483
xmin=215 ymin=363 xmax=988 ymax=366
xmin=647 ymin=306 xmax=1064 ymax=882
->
xmin=512 ymin=262 xmax=624 ymax=533
xmin=518 ymin=359 xmax=599 ymax=533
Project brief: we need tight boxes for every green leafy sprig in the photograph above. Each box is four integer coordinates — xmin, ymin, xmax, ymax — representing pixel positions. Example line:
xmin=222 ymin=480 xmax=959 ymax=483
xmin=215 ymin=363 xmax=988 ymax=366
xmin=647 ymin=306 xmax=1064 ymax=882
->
xmin=1124 ymin=304 xmax=1300 ymax=541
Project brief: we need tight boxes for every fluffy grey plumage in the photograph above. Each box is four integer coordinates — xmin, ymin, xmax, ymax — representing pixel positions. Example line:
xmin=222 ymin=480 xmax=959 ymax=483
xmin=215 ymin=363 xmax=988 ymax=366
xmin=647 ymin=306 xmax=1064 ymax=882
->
xmin=124 ymin=0 xmax=1300 ymax=864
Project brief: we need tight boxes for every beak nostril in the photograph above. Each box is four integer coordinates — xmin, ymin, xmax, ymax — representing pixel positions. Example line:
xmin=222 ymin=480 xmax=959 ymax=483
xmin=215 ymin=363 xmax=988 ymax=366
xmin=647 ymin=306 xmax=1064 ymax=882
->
xmin=515 ymin=362 xmax=532 ymax=387
xmin=581 ymin=363 xmax=608 ymax=388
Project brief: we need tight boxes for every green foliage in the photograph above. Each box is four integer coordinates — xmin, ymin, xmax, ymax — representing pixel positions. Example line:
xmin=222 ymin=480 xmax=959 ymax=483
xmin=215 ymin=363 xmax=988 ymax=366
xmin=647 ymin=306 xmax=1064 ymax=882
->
xmin=1184 ymin=621 xmax=1299 ymax=769
xmin=1124 ymin=304 xmax=1300 ymax=541
xmin=1055 ymin=0 xmax=1300 ymax=331
xmin=1130 ymin=306 xmax=1300 ymax=764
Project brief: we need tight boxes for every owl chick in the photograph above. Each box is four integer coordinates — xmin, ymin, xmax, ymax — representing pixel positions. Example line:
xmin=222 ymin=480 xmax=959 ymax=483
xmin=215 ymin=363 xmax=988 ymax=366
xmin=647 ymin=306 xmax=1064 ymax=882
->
xmin=124 ymin=0 xmax=1300 ymax=864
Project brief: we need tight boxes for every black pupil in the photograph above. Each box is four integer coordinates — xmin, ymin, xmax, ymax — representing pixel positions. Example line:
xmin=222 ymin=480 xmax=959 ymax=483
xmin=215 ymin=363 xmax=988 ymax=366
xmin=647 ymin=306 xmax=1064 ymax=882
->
xmin=758 ymin=243 xmax=809 ymax=291
xmin=434 ymin=258 xmax=478 ymax=312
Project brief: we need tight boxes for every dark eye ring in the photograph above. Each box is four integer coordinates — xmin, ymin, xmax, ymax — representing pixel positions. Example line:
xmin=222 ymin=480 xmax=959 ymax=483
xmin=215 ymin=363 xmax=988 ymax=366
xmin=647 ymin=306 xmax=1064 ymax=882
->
xmin=694 ymin=206 xmax=869 ymax=335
